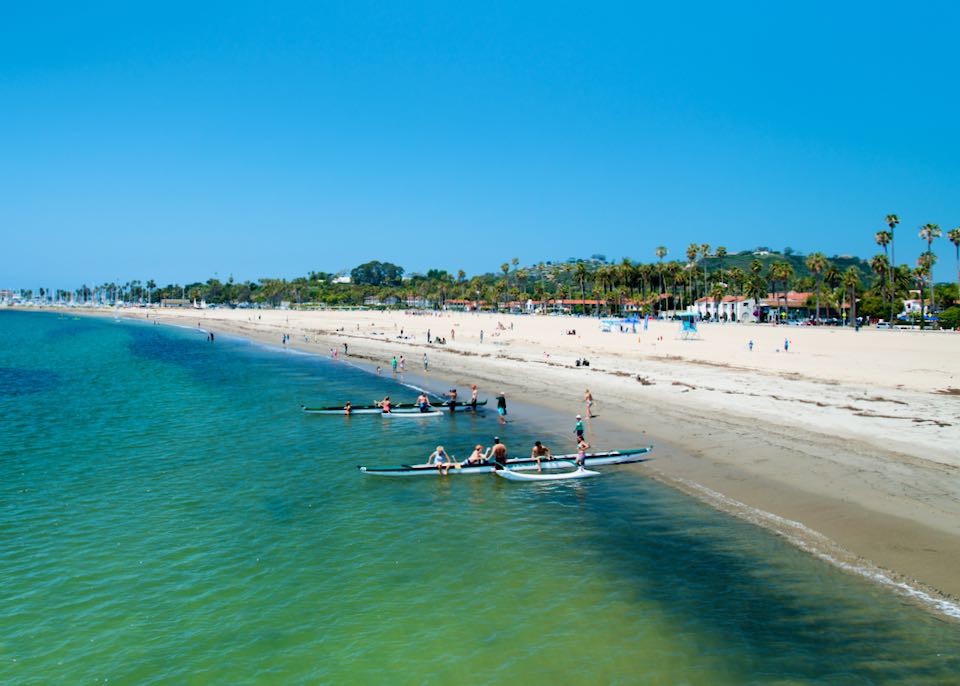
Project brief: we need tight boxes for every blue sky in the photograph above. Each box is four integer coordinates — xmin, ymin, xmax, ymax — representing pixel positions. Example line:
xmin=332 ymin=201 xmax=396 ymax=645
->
xmin=2 ymin=1 xmax=958 ymax=288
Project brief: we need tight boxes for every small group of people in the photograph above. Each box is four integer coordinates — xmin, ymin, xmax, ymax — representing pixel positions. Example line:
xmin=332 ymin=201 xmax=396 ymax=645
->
xmin=575 ymin=358 xmax=590 ymax=367
xmin=427 ymin=435 xmax=590 ymax=474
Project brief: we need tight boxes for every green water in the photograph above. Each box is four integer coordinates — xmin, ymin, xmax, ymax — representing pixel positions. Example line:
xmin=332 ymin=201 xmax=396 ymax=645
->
xmin=2 ymin=310 xmax=958 ymax=685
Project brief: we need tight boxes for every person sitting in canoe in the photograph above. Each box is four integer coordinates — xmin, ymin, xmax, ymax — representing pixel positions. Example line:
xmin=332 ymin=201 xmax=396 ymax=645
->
xmin=531 ymin=440 xmax=552 ymax=472
xmin=416 ymin=392 xmax=432 ymax=413
xmin=344 ymin=401 xmax=353 ymax=415
xmin=428 ymin=445 xmax=453 ymax=475
xmin=376 ymin=396 xmax=392 ymax=413
xmin=464 ymin=444 xmax=490 ymax=465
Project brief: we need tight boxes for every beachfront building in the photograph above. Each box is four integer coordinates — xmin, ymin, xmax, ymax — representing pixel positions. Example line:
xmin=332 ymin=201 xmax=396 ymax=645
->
xmin=160 ymin=298 xmax=191 ymax=308
xmin=690 ymin=296 xmax=757 ymax=322
xmin=760 ymin=291 xmax=814 ymax=321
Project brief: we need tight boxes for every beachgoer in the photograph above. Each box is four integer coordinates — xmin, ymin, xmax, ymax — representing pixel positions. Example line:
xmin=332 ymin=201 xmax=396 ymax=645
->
xmin=584 ymin=389 xmax=594 ymax=417
xmin=575 ymin=415 xmax=584 ymax=439
xmin=491 ymin=439 xmax=508 ymax=470
xmin=427 ymin=329 xmax=431 ymax=343
xmin=428 ymin=445 xmax=452 ymax=475
xmin=344 ymin=401 xmax=353 ymax=416
xmin=531 ymin=440 xmax=552 ymax=472
xmin=378 ymin=396 xmax=392 ymax=414
xmin=399 ymin=355 xmax=405 ymax=371
xmin=423 ymin=353 xmax=428 ymax=371
xmin=391 ymin=356 xmax=398 ymax=373
xmin=343 ymin=342 xmax=348 ymax=356
xmin=480 ymin=330 xmax=484 ymax=344
xmin=447 ymin=388 xmax=458 ymax=412
xmin=496 ymin=392 xmax=507 ymax=425
xmin=784 ymin=339 xmax=790 ymax=352
xmin=465 ymin=444 xmax=489 ymax=465
xmin=416 ymin=392 xmax=432 ymax=413
xmin=376 ymin=366 xmax=382 ymax=375
xmin=470 ymin=384 xmax=479 ymax=406
xmin=451 ymin=328 xmax=455 ymax=341
xmin=575 ymin=437 xmax=590 ymax=468
xmin=748 ymin=340 xmax=754 ymax=351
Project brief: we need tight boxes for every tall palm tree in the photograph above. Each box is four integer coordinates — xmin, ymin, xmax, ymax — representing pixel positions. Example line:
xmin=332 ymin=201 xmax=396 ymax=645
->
xmin=715 ymin=246 xmax=727 ymax=283
xmin=874 ymin=230 xmax=892 ymax=320
xmin=918 ymin=223 xmax=942 ymax=311
xmin=885 ymin=213 xmax=900 ymax=323
xmin=146 ymin=279 xmax=156 ymax=305
xmin=949 ymin=228 xmax=960 ymax=305
xmin=869 ymin=254 xmax=890 ymax=306
xmin=574 ymin=262 xmax=589 ymax=314
xmin=727 ymin=267 xmax=745 ymax=296
xmin=655 ymin=247 xmax=668 ymax=307
xmin=699 ymin=243 xmax=711 ymax=299
xmin=746 ymin=275 xmax=767 ymax=322
xmin=842 ymin=267 xmax=861 ymax=328
xmin=710 ymin=282 xmax=726 ymax=321
xmin=805 ymin=252 xmax=829 ymax=322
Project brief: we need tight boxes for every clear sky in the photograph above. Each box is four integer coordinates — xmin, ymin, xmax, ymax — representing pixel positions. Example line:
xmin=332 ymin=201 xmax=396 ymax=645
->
xmin=2 ymin=1 xmax=958 ymax=289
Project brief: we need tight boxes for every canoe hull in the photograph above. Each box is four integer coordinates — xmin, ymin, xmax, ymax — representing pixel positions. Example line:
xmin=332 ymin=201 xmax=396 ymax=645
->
xmin=496 ymin=467 xmax=600 ymax=481
xmin=358 ymin=447 xmax=652 ymax=476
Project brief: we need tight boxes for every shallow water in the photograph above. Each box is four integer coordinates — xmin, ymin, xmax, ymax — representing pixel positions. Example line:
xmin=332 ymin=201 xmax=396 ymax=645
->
xmin=2 ymin=310 xmax=959 ymax=685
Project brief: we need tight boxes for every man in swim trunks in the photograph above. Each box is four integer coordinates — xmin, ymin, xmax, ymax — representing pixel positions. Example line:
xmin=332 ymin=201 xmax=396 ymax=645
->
xmin=491 ymin=438 xmax=508 ymax=470
xmin=416 ymin=392 xmax=432 ymax=413
xmin=447 ymin=388 xmax=458 ymax=412
xmin=531 ymin=440 xmax=552 ymax=472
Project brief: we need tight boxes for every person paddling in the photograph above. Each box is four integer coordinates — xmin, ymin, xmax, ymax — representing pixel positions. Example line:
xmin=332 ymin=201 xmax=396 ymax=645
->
xmin=377 ymin=396 xmax=392 ymax=414
xmin=465 ymin=444 xmax=490 ymax=465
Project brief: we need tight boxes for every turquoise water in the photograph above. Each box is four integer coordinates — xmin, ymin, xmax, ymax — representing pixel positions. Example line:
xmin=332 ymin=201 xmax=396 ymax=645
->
xmin=2 ymin=310 xmax=959 ymax=685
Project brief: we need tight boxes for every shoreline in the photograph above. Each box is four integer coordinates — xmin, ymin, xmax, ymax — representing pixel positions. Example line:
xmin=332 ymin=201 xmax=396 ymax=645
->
xmin=25 ymin=306 xmax=960 ymax=619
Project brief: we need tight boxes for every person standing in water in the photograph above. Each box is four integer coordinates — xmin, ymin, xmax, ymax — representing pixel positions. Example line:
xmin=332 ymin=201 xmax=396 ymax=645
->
xmin=584 ymin=389 xmax=594 ymax=417
xmin=531 ymin=441 xmax=552 ymax=472
xmin=574 ymin=415 xmax=585 ymax=440
xmin=496 ymin=391 xmax=507 ymax=425
xmin=490 ymin=438 xmax=508 ymax=470
xmin=575 ymin=437 xmax=590 ymax=468
xmin=391 ymin=356 xmax=398 ymax=374
xmin=470 ymin=384 xmax=479 ymax=407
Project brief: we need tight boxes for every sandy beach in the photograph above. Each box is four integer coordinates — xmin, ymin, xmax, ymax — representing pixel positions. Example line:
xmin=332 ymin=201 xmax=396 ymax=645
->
xmin=83 ymin=306 xmax=960 ymax=613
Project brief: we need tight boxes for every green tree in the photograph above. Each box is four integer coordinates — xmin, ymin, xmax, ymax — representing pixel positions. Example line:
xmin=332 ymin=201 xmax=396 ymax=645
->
xmin=884 ymin=214 xmax=900 ymax=322
xmin=918 ymin=223 xmax=942 ymax=311
xmin=842 ymin=267 xmax=861 ymax=328
xmin=715 ymin=246 xmax=727 ymax=283
xmin=805 ymin=252 xmax=829 ymax=321
xmin=949 ymin=228 xmax=960 ymax=305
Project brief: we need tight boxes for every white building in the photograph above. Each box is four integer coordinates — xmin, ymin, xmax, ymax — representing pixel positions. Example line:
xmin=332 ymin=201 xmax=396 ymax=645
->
xmin=689 ymin=296 xmax=757 ymax=322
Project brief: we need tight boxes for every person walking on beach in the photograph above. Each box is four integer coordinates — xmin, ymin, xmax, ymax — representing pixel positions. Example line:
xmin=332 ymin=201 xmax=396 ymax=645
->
xmin=575 ymin=415 xmax=585 ymax=440
xmin=343 ymin=342 xmax=348 ymax=356
xmin=423 ymin=353 xmax=428 ymax=371
xmin=391 ymin=356 xmax=398 ymax=374
xmin=427 ymin=329 xmax=431 ymax=343
xmin=480 ymin=329 xmax=484 ymax=344
xmin=496 ymin=392 xmax=507 ymax=425
xmin=584 ymin=389 xmax=594 ymax=417
xmin=399 ymin=355 xmax=405 ymax=372
xmin=450 ymin=328 xmax=455 ymax=342
xmin=531 ymin=440 xmax=552 ymax=472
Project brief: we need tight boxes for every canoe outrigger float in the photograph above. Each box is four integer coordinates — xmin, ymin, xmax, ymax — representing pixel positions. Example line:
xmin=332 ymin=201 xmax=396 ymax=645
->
xmin=358 ymin=447 xmax=652 ymax=476
xmin=302 ymin=400 xmax=488 ymax=415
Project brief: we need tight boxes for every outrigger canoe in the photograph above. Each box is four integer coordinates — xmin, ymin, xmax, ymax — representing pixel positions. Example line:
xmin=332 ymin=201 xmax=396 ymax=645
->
xmin=495 ymin=467 xmax=600 ymax=481
xmin=382 ymin=410 xmax=443 ymax=418
xmin=358 ymin=447 xmax=652 ymax=476
xmin=302 ymin=400 xmax=487 ymax=415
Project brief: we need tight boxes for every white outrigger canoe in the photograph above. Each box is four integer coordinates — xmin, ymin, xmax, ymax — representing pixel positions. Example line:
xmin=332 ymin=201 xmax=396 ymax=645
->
xmin=382 ymin=410 xmax=443 ymax=418
xmin=495 ymin=467 xmax=600 ymax=481
xmin=357 ymin=447 xmax=652 ymax=476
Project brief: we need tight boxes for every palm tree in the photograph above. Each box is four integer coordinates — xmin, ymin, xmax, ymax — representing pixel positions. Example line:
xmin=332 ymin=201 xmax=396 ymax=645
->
xmin=655 ymin=246 xmax=668 ymax=307
xmin=842 ymin=267 xmax=861 ymax=328
xmin=710 ymin=282 xmax=726 ymax=321
xmin=869 ymin=254 xmax=890 ymax=307
xmin=146 ymin=279 xmax=156 ymax=305
xmin=914 ymin=253 xmax=936 ymax=329
xmin=805 ymin=252 xmax=829 ymax=322
xmin=574 ymin=262 xmax=589 ymax=314
xmin=699 ymin=243 xmax=711 ymax=298
xmin=715 ymin=246 xmax=727 ymax=283
xmin=949 ymin=228 xmax=960 ymax=305
xmin=746 ymin=275 xmax=767 ymax=322
xmin=874 ymin=230 xmax=891 ymax=320
xmin=918 ymin=223 xmax=942 ymax=311
xmin=885 ymin=214 xmax=900 ymax=323
xmin=727 ymin=267 xmax=745 ymax=296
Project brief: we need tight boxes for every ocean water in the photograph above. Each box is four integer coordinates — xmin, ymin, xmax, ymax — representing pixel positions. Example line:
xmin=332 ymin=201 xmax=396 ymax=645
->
xmin=2 ymin=310 xmax=959 ymax=685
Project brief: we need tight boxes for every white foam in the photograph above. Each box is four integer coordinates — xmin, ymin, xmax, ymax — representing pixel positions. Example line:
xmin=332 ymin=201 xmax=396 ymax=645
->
xmin=675 ymin=478 xmax=960 ymax=621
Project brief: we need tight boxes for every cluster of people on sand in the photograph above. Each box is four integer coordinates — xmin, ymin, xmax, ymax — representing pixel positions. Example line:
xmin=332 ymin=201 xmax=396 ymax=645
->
xmin=575 ymin=358 xmax=590 ymax=367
